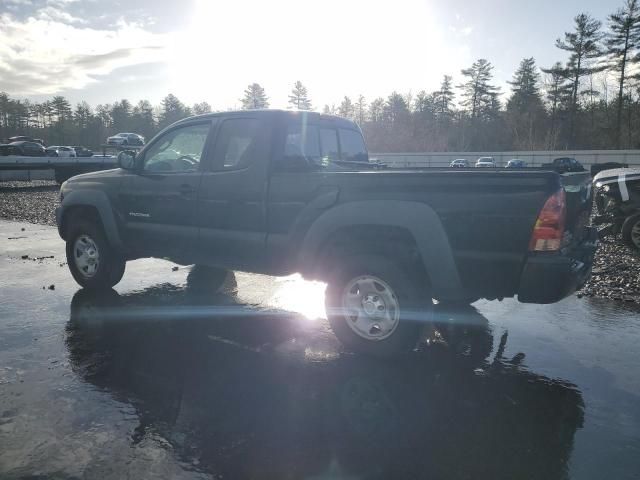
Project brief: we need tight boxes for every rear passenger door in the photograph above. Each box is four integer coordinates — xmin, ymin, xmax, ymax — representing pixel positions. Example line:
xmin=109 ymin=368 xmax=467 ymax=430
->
xmin=196 ymin=115 xmax=273 ymax=271
xmin=266 ymin=120 xmax=369 ymax=272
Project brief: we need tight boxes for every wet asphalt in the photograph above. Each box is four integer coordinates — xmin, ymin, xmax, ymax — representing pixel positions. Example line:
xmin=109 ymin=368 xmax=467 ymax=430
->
xmin=0 ymin=220 xmax=639 ymax=480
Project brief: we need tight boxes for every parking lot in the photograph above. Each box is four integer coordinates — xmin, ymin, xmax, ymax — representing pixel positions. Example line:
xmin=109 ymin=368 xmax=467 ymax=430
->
xmin=0 ymin=219 xmax=639 ymax=479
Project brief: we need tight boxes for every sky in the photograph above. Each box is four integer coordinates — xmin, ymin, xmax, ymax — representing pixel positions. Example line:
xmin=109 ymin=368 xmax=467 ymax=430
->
xmin=0 ymin=0 xmax=618 ymax=110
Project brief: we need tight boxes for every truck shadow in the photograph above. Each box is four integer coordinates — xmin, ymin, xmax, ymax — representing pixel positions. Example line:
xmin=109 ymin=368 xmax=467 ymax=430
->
xmin=65 ymin=284 xmax=584 ymax=480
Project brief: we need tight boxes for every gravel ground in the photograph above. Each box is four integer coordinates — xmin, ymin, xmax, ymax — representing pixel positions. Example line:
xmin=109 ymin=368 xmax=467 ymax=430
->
xmin=1 ymin=180 xmax=639 ymax=303
xmin=0 ymin=180 xmax=58 ymax=225
xmin=580 ymin=238 xmax=640 ymax=302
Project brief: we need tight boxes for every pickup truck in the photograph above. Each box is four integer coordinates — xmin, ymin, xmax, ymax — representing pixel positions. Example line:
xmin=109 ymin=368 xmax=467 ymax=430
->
xmin=541 ymin=157 xmax=586 ymax=174
xmin=56 ymin=110 xmax=598 ymax=355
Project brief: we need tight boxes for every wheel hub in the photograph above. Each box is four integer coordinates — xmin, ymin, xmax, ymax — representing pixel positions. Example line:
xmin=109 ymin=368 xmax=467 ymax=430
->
xmin=362 ymin=294 xmax=386 ymax=316
xmin=341 ymin=275 xmax=400 ymax=341
xmin=73 ymin=235 xmax=100 ymax=278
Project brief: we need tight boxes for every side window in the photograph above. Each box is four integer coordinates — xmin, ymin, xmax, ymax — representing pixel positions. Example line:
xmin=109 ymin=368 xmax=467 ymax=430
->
xmin=279 ymin=124 xmax=320 ymax=171
xmin=143 ymin=123 xmax=210 ymax=173
xmin=339 ymin=128 xmax=368 ymax=162
xmin=213 ymin=118 xmax=262 ymax=170
xmin=320 ymin=128 xmax=339 ymax=163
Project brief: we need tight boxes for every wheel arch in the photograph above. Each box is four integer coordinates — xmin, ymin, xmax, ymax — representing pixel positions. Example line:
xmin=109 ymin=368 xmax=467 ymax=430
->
xmin=59 ymin=190 xmax=123 ymax=249
xmin=299 ymin=200 xmax=464 ymax=301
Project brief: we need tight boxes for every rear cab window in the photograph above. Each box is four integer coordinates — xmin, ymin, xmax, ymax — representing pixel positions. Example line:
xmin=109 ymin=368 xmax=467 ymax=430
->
xmin=280 ymin=117 xmax=368 ymax=171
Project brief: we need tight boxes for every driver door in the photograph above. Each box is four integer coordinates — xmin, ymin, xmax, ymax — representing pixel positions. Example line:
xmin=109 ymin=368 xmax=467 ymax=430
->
xmin=119 ymin=120 xmax=213 ymax=259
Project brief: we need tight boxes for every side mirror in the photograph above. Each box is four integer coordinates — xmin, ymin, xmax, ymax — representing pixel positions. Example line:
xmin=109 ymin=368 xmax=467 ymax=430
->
xmin=118 ymin=150 xmax=136 ymax=170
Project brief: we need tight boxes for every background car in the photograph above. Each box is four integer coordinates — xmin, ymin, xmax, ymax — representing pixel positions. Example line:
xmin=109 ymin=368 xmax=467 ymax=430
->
xmin=46 ymin=146 xmax=77 ymax=157
xmin=541 ymin=157 xmax=585 ymax=174
xmin=71 ymin=146 xmax=93 ymax=157
xmin=506 ymin=159 xmax=527 ymax=168
xmin=106 ymin=133 xmax=144 ymax=146
xmin=8 ymin=136 xmax=45 ymax=146
xmin=0 ymin=144 xmax=21 ymax=156
xmin=450 ymin=158 xmax=469 ymax=168
xmin=9 ymin=141 xmax=46 ymax=156
xmin=476 ymin=156 xmax=496 ymax=167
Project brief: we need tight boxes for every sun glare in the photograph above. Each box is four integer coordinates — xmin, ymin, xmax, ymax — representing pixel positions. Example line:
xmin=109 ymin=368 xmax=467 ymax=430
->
xmin=270 ymin=274 xmax=327 ymax=320
xmin=169 ymin=0 xmax=469 ymax=108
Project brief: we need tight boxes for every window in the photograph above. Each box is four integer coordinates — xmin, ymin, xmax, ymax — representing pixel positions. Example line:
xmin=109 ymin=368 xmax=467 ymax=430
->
xmin=213 ymin=118 xmax=262 ymax=169
xmin=320 ymin=128 xmax=339 ymax=163
xmin=280 ymin=124 xmax=321 ymax=171
xmin=143 ymin=123 xmax=209 ymax=173
xmin=339 ymin=128 xmax=368 ymax=162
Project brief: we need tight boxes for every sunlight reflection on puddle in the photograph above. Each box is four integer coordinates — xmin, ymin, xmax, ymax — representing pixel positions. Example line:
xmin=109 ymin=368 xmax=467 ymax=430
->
xmin=270 ymin=273 xmax=327 ymax=320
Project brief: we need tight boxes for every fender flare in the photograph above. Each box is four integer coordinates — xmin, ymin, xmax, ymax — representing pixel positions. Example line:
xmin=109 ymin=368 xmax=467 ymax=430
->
xmin=59 ymin=190 xmax=123 ymax=249
xmin=299 ymin=200 xmax=464 ymax=300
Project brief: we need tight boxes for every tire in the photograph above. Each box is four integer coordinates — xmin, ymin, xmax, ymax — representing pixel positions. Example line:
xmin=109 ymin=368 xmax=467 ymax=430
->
xmin=66 ymin=220 xmax=126 ymax=289
xmin=622 ymin=213 xmax=640 ymax=250
xmin=186 ymin=265 xmax=231 ymax=293
xmin=325 ymin=255 xmax=432 ymax=356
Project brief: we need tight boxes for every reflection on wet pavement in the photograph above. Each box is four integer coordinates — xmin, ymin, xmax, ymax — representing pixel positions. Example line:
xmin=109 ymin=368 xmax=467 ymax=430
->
xmin=61 ymin=285 xmax=584 ymax=480
xmin=0 ymin=221 xmax=639 ymax=479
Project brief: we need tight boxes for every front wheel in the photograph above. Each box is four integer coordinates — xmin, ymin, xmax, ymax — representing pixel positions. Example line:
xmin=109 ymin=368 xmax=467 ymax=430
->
xmin=325 ymin=255 xmax=432 ymax=356
xmin=66 ymin=221 xmax=126 ymax=289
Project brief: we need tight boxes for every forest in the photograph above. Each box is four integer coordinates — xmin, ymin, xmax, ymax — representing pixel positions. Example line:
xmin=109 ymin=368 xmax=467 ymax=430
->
xmin=1 ymin=1 xmax=640 ymax=153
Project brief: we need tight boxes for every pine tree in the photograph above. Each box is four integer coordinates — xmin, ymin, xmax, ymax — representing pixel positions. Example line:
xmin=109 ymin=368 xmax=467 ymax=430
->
xmin=508 ymin=58 xmax=543 ymax=110
xmin=322 ymin=104 xmax=337 ymax=115
xmin=338 ymin=96 xmax=355 ymax=119
xmin=354 ymin=95 xmax=367 ymax=125
xmin=132 ymin=100 xmax=156 ymax=139
xmin=288 ymin=81 xmax=312 ymax=110
xmin=555 ymin=13 xmax=604 ymax=145
xmin=458 ymin=59 xmax=499 ymax=119
xmin=159 ymin=94 xmax=190 ymax=127
xmin=192 ymin=102 xmax=212 ymax=115
xmin=507 ymin=58 xmax=546 ymax=149
xmin=241 ymin=83 xmax=269 ymax=110
xmin=606 ymin=0 xmax=640 ymax=148
xmin=433 ymin=75 xmax=455 ymax=117
xmin=542 ymin=62 xmax=572 ymax=139
xmin=368 ymin=98 xmax=385 ymax=123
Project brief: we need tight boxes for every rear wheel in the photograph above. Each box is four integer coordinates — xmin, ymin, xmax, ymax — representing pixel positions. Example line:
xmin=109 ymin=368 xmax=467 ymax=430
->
xmin=622 ymin=213 xmax=640 ymax=250
xmin=65 ymin=220 xmax=126 ymax=289
xmin=325 ymin=255 xmax=432 ymax=356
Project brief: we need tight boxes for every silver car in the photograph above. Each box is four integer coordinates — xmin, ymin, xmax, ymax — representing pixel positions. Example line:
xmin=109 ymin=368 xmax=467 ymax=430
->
xmin=475 ymin=156 xmax=496 ymax=168
xmin=106 ymin=133 xmax=145 ymax=146
xmin=450 ymin=159 xmax=469 ymax=168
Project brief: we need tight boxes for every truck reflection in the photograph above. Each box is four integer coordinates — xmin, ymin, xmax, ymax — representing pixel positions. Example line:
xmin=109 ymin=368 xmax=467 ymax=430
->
xmin=66 ymin=286 xmax=584 ymax=480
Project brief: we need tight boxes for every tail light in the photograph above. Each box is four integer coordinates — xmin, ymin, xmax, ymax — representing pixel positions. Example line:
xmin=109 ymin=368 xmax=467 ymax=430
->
xmin=529 ymin=188 xmax=566 ymax=252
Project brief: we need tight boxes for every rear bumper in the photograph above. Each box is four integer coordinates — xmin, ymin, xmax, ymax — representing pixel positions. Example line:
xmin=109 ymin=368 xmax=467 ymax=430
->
xmin=517 ymin=227 xmax=598 ymax=304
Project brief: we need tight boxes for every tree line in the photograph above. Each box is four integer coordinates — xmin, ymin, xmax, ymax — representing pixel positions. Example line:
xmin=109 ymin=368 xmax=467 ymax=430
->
xmin=1 ymin=1 xmax=640 ymax=152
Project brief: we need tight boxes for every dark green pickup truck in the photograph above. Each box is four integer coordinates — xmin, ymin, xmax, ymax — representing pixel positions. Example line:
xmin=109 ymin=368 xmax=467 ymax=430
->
xmin=56 ymin=110 xmax=597 ymax=354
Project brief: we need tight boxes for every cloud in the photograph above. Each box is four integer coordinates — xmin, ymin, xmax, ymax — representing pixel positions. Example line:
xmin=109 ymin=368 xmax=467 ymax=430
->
xmin=0 ymin=9 xmax=171 ymax=95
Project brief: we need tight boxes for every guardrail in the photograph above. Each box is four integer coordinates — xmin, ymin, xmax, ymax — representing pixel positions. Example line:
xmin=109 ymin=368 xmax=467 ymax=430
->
xmin=0 ymin=155 xmax=116 ymax=181
xmin=371 ymin=150 xmax=640 ymax=168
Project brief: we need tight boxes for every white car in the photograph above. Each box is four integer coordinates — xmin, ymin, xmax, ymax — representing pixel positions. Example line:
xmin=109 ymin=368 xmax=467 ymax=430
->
xmin=106 ymin=133 xmax=145 ymax=146
xmin=450 ymin=159 xmax=469 ymax=168
xmin=46 ymin=146 xmax=76 ymax=157
xmin=476 ymin=156 xmax=496 ymax=168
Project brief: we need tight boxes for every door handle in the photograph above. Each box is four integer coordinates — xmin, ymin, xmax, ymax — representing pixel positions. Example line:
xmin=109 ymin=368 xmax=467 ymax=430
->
xmin=178 ymin=184 xmax=195 ymax=196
